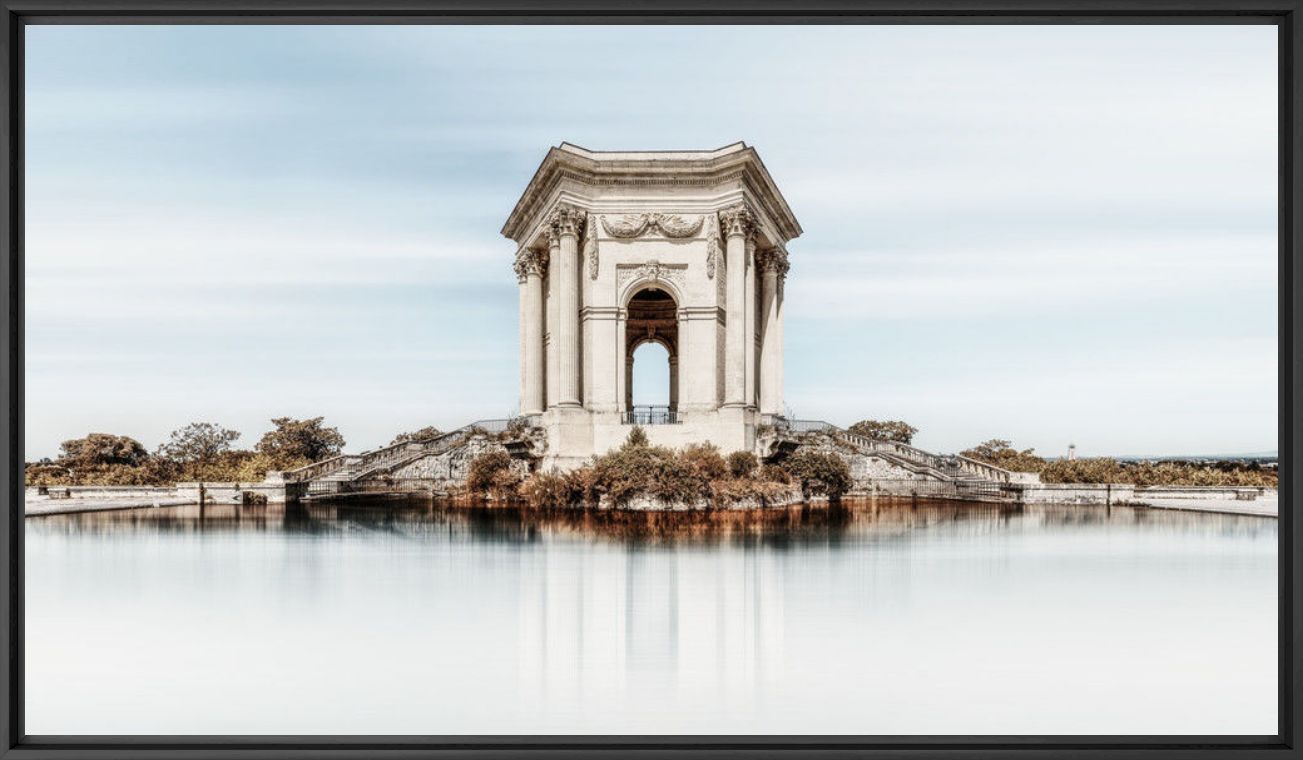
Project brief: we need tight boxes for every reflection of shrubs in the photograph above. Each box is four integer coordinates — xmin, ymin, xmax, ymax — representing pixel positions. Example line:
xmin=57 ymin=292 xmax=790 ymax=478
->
xmin=782 ymin=450 xmax=852 ymax=501
xmin=727 ymin=451 xmax=758 ymax=478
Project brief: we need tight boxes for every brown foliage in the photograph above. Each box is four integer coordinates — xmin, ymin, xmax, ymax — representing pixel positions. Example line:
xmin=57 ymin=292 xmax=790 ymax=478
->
xmin=782 ymin=450 xmax=853 ymax=500
xmin=726 ymin=450 xmax=758 ymax=478
xmin=847 ymin=419 xmax=918 ymax=444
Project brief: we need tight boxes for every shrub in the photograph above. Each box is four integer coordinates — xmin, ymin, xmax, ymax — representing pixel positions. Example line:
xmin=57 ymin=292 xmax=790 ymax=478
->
xmin=759 ymin=463 xmax=792 ymax=484
xmin=682 ymin=443 xmax=729 ymax=481
xmin=489 ymin=467 xmax=523 ymax=501
xmin=783 ymin=450 xmax=853 ymax=500
xmin=726 ymin=450 xmax=758 ymax=478
xmin=847 ymin=419 xmax=917 ymax=444
xmin=466 ymin=450 xmax=513 ymax=496
xmin=520 ymin=471 xmax=577 ymax=509
xmin=710 ymin=476 xmax=793 ymax=508
xmin=255 ymin=416 xmax=345 ymax=465
xmin=959 ymin=439 xmax=1046 ymax=473
xmin=625 ymin=426 xmax=649 ymax=447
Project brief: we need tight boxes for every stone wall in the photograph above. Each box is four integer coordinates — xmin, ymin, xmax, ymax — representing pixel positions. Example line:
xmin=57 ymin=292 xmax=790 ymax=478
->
xmin=176 ymin=481 xmax=301 ymax=504
xmin=389 ymin=435 xmax=528 ymax=487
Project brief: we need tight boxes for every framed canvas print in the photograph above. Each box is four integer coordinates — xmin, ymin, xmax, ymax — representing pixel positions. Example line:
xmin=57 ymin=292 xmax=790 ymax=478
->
xmin=2 ymin=2 xmax=1297 ymax=758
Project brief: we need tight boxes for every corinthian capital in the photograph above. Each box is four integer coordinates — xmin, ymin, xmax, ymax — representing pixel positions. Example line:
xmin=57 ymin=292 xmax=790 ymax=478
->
xmin=717 ymin=204 xmax=757 ymax=239
xmin=756 ymin=246 xmax=790 ymax=277
xmin=513 ymin=247 xmax=548 ymax=282
xmin=545 ymin=203 xmax=587 ymax=241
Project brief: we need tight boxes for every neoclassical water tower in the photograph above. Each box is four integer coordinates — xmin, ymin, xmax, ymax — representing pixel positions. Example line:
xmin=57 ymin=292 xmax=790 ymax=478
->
xmin=503 ymin=143 xmax=801 ymax=470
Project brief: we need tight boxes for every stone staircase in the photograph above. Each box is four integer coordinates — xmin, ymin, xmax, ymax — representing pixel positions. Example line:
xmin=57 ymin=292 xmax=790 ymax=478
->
xmin=280 ymin=417 xmax=535 ymax=496
xmin=768 ymin=419 xmax=1026 ymax=490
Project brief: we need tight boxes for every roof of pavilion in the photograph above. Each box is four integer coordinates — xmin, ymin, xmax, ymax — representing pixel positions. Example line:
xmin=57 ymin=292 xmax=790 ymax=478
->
xmin=500 ymin=142 xmax=803 ymax=245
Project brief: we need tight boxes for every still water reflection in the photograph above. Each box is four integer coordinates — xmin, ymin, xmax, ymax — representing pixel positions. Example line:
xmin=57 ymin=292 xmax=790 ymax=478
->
xmin=26 ymin=499 xmax=1276 ymax=735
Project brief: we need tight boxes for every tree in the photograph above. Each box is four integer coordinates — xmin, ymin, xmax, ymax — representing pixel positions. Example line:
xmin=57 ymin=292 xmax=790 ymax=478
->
xmin=57 ymin=433 xmax=149 ymax=469
xmin=847 ymin=419 xmax=918 ymax=444
xmin=390 ymin=425 xmax=443 ymax=445
xmin=255 ymin=417 xmax=345 ymax=466
xmin=960 ymin=439 xmax=1046 ymax=473
xmin=156 ymin=422 xmax=240 ymax=470
xmin=783 ymin=450 xmax=853 ymax=501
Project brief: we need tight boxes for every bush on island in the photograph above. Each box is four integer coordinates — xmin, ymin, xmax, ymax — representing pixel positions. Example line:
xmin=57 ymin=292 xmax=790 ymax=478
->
xmin=727 ymin=450 xmax=758 ymax=478
xmin=782 ymin=450 xmax=853 ymax=501
xmin=466 ymin=449 xmax=519 ymax=500
xmin=516 ymin=430 xmax=799 ymax=510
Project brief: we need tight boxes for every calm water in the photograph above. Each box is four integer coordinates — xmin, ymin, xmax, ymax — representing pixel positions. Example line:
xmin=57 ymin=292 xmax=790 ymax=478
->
xmin=25 ymin=499 xmax=1276 ymax=735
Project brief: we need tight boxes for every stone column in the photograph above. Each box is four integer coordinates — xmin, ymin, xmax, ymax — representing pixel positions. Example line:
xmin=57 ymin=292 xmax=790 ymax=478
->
xmin=549 ymin=204 xmax=585 ymax=408
xmin=669 ymin=355 xmax=679 ymax=412
xmin=545 ymin=235 xmax=560 ymax=409
xmin=614 ymin=309 xmax=627 ymax=416
xmin=744 ymin=236 xmax=757 ymax=409
xmin=514 ymin=247 xmax=547 ymax=416
xmin=625 ymin=354 xmax=634 ymax=412
xmin=757 ymin=247 xmax=788 ymax=416
xmin=719 ymin=205 xmax=755 ymax=408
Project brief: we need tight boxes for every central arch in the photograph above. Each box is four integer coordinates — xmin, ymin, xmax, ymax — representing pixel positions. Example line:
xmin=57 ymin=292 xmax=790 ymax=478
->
xmin=624 ymin=286 xmax=679 ymax=424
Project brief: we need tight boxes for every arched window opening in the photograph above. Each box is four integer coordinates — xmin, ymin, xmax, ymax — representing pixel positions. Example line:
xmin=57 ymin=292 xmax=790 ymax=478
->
xmin=625 ymin=286 xmax=679 ymax=424
xmin=631 ymin=342 xmax=671 ymax=408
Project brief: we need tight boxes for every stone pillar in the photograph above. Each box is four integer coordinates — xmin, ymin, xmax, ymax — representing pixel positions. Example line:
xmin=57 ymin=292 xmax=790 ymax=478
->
xmin=625 ymin=355 xmax=634 ymax=412
xmin=775 ymin=263 xmax=786 ymax=414
xmin=616 ymin=309 xmax=628 ymax=414
xmin=549 ymin=204 xmax=585 ymax=408
xmin=757 ymin=247 xmax=788 ymax=416
xmin=514 ymin=247 xmax=547 ymax=416
xmin=744 ymin=236 xmax=757 ymax=409
xmin=545 ymin=236 xmax=559 ymax=409
xmin=669 ymin=355 xmax=679 ymax=412
xmin=719 ymin=205 xmax=755 ymax=408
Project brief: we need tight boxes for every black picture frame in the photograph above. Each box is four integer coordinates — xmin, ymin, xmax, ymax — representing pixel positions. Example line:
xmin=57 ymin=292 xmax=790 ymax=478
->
xmin=1 ymin=2 xmax=1295 ymax=757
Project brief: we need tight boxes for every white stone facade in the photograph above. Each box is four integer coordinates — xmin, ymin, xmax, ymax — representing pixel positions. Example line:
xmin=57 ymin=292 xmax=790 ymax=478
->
xmin=504 ymin=143 xmax=801 ymax=470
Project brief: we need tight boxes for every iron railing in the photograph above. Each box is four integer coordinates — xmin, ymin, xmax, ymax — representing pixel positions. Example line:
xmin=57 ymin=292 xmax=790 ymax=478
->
xmin=625 ymin=405 xmax=679 ymax=425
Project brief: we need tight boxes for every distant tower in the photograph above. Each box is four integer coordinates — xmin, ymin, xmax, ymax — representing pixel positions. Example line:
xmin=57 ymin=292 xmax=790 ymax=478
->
xmin=1067 ymin=443 xmax=1077 ymax=461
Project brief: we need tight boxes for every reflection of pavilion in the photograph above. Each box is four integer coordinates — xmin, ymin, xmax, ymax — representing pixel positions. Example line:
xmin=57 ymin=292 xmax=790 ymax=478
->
xmin=504 ymin=143 xmax=801 ymax=469
xmin=515 ymin=542 xmax=785 ymax=717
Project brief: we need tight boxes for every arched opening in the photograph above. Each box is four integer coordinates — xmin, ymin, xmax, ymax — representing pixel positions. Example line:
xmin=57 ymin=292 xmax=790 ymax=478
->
xmin=631 ymin=342 xmax=670 ymax=407
xmin=625 ymin=286 xmax=679 ymax=424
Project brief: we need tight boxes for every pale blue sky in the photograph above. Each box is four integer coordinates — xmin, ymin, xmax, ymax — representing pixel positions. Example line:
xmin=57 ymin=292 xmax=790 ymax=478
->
xmin=25 ymin=24 xmax=1277 ymax=459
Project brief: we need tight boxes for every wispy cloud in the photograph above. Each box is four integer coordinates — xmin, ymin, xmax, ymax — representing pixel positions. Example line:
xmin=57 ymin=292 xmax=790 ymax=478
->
xmin=22 ymin=24 xmax=1277 ymax=457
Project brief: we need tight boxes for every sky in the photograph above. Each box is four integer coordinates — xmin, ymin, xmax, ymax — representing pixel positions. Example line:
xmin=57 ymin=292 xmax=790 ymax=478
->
xmin=24 ymin=24 xmax=1277 ymax=460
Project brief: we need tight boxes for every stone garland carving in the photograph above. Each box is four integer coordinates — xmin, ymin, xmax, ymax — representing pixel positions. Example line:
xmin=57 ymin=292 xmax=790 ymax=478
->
xmin=584 ymin=214 xmax=599 ymax=280
xmin=704 ymin=214 xmax=721 ymax=280
xmin=512 ymin=247 xmax=548 ymax=282
xmin=601 ymin=212 xmax=703 ymax=239
xmin=616 ymin=260 xmax=687 ymax=294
